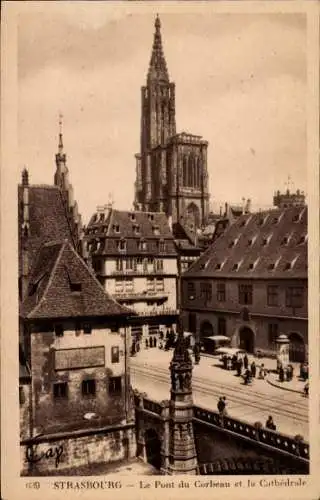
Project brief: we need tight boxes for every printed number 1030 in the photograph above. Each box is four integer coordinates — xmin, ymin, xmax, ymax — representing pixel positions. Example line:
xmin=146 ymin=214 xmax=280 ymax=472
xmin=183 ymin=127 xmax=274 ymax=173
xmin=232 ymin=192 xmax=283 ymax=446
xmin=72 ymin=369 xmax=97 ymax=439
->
xmin=26 ymin=481 xmax=40 ymax=489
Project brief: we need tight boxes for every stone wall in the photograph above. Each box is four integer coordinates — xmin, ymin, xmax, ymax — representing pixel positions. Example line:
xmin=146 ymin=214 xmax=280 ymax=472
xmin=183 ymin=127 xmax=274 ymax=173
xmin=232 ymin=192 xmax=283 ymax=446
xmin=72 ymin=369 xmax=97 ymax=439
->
xmin=21 ymin=426 xmax=136 ymax=476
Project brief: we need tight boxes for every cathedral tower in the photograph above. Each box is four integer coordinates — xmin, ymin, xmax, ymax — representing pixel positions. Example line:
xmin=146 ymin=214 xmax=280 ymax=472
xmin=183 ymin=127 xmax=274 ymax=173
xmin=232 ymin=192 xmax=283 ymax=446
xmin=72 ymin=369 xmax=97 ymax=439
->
xmin=134 ymin=16 xmax=210 ymax=230
xmin=167 ymin=328 xmax=198 ymax=474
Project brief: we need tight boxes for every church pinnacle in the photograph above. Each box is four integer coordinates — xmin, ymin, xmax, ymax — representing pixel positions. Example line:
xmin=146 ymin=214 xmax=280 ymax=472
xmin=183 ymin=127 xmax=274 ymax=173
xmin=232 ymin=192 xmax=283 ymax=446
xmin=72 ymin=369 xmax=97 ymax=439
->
xmin=147 ymin=14 xmax=169 ymax=83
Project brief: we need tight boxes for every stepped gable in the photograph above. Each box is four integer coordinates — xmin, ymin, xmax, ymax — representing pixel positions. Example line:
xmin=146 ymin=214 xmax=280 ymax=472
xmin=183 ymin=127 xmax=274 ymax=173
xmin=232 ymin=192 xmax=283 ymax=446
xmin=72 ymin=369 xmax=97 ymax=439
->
xmin=18 ymin=184 xmax=76 ymax=276
xmin=85 ymin=208 xmax=177 ymax=256
xmin=20 ymin=240 xmax=134 ymax=319
xmin=184 ymin=206 xmax=307 ymax=279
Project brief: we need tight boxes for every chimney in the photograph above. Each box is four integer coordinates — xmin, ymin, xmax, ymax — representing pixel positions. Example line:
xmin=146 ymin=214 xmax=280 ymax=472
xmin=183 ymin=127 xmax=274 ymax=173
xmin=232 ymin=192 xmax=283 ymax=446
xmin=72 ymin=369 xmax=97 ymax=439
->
xmin=245 ymin=198 xmax=252 ymax=213
xmin=242 ymin=197 xmax=246 ymax=214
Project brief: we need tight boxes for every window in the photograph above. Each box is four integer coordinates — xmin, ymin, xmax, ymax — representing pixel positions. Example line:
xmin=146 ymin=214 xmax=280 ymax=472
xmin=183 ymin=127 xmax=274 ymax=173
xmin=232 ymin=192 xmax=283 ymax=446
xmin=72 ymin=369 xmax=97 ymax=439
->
xmin=130 ymin=213 xmax=136 ymax=221
xmin=217 ymin=317 xmax=226 ymax=336
xmin=188 ymin=312 xmax=196 ymax=333
xmin=117 ymin=240 xmax=126 ymax=251
xmin=267 ymin=285 xmax=279 ymax=306
xmin=153 ymin=226 xmax=160 ymax=236
xmin=99 ymin=213 xmax=105 ymax=221
xmin=70 ymin=282 xmax=82 ymax=292
xmin=19 ymin=386 xmax=24 ymax=405
xmin=54 ymin=324 xmax=64 ymax=337
xmin=133 ymin=224 xmax=140 ymax=234
xmin=111 ymin=346 xmax=120 ymax=364
xmin=113 ymin=224 xmax=120 ymax=233
xmin=238 ymin=284 xmax=253 ymax=305
xmin=116 ymin=259 xmax=123 ymax=271
xmin=200 ymin=282 xmax=212 ymax=303
xmin=82 ymin=379 xmax=96 ymax=397
xmin=138 ymin=240 xmax=147 ymax=251
xmin=158 ymin=240 xmax=166 ymax=253
xmin=286 ymin=286 xmax=304 ymax=308
xmin=53 ymin=382 xmax=68 ymax=399
xmin=148 ymin=213 xmax=154 ymax=221
xmin=187 ymin=282 xmax=195 ymax=300
xmin=281 ymin=236 xmax=289 ymax=246
xmin=83 ymin=323 xmax=92 ymax=334
xmin=268 ymin=323 xmax=278 ymax=345
xmin=126 ymin=258 xmax=137 ymax=271
xmin=155 ymin=278 xmax=164 ymax=292
xmin=109 ymin=376 xmax=122 ymax=394
xmin=217 ymin=283 xmax=226 ymax=302
xmin=155 ymin=259 xmax=164 ymax=272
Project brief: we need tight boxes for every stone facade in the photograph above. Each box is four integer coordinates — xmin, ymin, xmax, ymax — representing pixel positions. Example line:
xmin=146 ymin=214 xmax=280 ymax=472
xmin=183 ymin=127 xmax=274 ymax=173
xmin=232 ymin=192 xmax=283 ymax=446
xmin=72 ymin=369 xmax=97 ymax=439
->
xmin=134 ymin=16 xmax=210 ymax=230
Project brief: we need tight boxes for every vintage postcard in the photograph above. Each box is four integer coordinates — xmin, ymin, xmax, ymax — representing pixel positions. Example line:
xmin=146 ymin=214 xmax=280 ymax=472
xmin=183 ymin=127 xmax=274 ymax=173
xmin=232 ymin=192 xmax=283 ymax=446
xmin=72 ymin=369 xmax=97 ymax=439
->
xmin=1 ymin=1 xmax=319 ymax=499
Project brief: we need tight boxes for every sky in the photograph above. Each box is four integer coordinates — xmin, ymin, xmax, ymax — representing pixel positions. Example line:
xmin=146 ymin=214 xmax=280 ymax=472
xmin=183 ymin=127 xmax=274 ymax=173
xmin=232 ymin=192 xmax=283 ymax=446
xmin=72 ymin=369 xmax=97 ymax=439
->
xmin=18 ymin=5 xmax=307 ymax=224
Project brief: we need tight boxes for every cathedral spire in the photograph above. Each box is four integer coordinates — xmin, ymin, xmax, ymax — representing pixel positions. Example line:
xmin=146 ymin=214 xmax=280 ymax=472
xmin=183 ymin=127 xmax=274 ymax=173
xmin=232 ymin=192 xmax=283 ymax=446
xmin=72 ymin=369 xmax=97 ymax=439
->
xmin=147 ymin=14 xmax=169 ymax=83
xmin=58 ymin=112 xmax=64 ymax=154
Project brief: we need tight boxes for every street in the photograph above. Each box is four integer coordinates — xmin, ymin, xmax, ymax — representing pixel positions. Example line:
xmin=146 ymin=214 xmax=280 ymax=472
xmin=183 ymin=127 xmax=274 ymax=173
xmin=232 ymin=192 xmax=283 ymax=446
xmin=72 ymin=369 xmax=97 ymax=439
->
xmin=130 ymin=349 xmax=308 ymax=440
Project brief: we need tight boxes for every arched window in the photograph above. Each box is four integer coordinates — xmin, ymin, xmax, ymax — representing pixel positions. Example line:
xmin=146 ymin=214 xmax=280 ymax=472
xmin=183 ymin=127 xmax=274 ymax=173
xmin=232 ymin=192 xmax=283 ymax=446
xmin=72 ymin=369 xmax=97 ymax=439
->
xmin=187 ymin=155 xmax=194 ymax=187
xmin=196 ymin=157 xmax=201 ymax=187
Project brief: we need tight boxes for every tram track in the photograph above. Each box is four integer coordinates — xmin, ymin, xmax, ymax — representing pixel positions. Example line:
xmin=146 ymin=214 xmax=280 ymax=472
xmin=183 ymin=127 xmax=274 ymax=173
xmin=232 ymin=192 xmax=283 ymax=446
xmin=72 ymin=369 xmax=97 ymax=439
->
xmin=131 ymin=363 xmax=308 ymax=425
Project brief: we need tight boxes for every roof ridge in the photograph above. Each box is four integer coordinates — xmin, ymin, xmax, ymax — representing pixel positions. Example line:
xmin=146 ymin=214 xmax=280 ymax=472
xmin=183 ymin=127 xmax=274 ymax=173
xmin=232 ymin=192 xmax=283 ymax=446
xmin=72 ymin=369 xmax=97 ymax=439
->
xmin=27 ymin=241 xmax=66 ymax=318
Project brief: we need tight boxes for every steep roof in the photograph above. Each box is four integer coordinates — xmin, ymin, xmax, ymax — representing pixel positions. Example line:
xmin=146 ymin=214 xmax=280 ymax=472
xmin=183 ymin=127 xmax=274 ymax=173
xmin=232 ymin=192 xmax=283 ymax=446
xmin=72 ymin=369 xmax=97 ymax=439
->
xmin=183 ymin=206 xmax=307 ymax=280
xmin=18 ymin=185 xmax=76 ymax=276
xmin=20 ymin=240 xmax=133 ymax=319
xmin=85 ymin=208 xmax=177 ymax=256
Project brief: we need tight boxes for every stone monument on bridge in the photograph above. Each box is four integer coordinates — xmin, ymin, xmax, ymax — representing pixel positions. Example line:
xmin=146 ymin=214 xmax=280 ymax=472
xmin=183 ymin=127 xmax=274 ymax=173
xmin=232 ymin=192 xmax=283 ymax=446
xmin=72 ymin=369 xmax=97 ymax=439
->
xmin=167 ymin=329 xmax=198 ymax=474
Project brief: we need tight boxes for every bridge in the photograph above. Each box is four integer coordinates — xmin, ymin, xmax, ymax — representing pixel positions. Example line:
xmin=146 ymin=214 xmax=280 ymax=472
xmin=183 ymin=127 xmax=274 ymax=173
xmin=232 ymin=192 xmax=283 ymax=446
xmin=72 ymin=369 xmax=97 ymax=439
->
xmin=134 ymin=391 xmax=309 ymax=475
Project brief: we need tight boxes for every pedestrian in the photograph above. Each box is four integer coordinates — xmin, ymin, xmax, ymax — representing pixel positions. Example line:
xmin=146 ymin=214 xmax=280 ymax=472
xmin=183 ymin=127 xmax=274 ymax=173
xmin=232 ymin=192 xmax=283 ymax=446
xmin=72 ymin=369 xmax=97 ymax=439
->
xmin=287 ymin=364 xmax=293 ymax=381
xmin=227 ymin=356 xmax=232 ymax=370
xmin=217 ymin=397 xmax=226 ymax=415
xmin=279 ymin=365 xmax=284 ymax=382
xmin=243 ymin=369 xmax=251 ymax=385
xmin=237 ymin=358 xmax=243 ymax=377
xmin=258 ymin=363 xmax=265 ymax=380
xmin=303 ymin=382 xmax=309 ymax=397
xmin=265 ymin=415 xmax=276 ymax=431
xmin=251 ymin=361 xmax=256 ymax=378
xmin=232 ymin=354 xmax=237 ymax=370
xmin=243 ymin=354 xmax=249 ymax=370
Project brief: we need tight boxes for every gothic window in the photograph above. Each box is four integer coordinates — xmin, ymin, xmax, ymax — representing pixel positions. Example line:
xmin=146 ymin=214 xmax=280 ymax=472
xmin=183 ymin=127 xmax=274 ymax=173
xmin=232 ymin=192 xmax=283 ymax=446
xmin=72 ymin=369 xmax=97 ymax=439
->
xmin=183 ymin=157 xmax=188 ymax=186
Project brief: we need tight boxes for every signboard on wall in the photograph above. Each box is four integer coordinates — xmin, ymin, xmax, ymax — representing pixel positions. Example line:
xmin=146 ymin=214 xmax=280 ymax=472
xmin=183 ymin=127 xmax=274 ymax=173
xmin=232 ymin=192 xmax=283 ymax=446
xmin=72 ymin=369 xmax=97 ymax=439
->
xmin=54 ymin=346 xmax=105 ymax=371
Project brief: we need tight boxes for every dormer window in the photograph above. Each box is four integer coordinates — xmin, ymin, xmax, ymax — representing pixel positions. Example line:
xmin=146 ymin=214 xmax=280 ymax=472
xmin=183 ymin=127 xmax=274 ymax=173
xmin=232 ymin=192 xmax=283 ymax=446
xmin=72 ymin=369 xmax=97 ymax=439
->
xmin=262 ymin=234 xmax=272 ymax=246
xmin=281 ymin=236 xmax=289 ymax=246
xmin=232 ymin=263 xmax=239 ymax=271
xmin=113 ymin=224 xmax=120 ymax=233
xmin=93 ymin=214 xmax=98 ymax=222
xmin=298 ymin=235 xmax=307 ymax=245
xmin=117 ymin=239 xmax=126 ymax=251
xmin=215 ymin=263 xmax=221 ymax=270
xmin=248 ymin=258 xmax=259 ymax=271
xmin=99 ymin=213 xmax=105 ymax=221
xmin=229 ymin=237 xmax=239 ymax=249
xmin=148 ymin=213 xmax=154 ymax=221
xmin=268 ymin=263 xmax=275 ymax=270
xmin=152 ymin=225 xmax=160 ymax=236
xmin=293 ymin=213 xmax=300 ymax=222
xmin=247 ymin=236 xmax=257 ymax=247
xmin=258 ymin=214 xmax=269 ymax=226
xmin=129 ymin=213 xmax=136 ymax=221
xmin=133 ymin=224 xmax=140 ymax=235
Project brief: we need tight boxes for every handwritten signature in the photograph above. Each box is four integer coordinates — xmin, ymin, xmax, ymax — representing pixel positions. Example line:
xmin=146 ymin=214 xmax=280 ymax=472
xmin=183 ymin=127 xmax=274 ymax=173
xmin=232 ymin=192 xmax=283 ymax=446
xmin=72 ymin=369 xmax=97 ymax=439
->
xmin=26 ymin=436 xmax=63 ymax=468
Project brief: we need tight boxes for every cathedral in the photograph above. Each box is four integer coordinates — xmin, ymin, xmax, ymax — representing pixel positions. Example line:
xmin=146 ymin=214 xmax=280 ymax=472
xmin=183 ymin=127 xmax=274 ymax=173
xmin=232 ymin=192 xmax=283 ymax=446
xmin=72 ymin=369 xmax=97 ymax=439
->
xmin=134 ymin=15 xmax=210 ymax=230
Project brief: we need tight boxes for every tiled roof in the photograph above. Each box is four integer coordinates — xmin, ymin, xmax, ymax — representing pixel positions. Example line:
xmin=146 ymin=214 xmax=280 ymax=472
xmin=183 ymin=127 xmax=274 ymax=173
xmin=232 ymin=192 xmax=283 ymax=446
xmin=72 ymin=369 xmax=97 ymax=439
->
xmin=184 ymin=206 xmax=307 ymax=279
xmin=18 ymin=185 xmax=76 ymax=276
xmin=20 ymin=240 xmax=134 ymax=319
xmin=84 ymin=208 xmax=177 ymax=256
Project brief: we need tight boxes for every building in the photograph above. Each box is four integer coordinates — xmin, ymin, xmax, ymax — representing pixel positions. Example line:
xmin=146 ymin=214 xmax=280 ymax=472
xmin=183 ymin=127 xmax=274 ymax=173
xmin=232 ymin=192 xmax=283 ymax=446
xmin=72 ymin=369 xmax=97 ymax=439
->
xmin=84 ymin=205 xmax=178 ymax=351
xmin=19 ymin=131 xmax=136 ymax=474
xmin=181 ymin=206 xmax=308 ymax=362
xmin=273 ymin=189 xmax=306 ymax=209
xmin=134 ymin=15 xmax=210 ymax=231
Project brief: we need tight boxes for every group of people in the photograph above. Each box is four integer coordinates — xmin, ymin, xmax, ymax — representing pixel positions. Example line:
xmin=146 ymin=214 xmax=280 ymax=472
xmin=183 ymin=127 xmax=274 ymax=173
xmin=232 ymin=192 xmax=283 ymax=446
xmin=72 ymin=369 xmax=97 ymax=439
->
xmin=217 ymin=396 xmax=277 ymax=431
xmin=278 ymin=363 xmax=294 ymax=382
xmin=222 ymin=353 xmax=267 ymax=385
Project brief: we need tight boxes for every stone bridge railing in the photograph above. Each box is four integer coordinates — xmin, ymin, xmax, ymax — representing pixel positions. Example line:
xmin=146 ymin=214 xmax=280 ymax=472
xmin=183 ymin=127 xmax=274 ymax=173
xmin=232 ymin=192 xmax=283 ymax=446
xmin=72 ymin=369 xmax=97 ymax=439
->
xmin=134 ymin=392 xmax=309 ymax=464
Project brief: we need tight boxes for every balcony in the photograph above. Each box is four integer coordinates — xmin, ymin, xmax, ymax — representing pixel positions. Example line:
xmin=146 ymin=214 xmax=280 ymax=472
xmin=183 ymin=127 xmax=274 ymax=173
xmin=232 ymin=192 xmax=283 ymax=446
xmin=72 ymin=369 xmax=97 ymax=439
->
xmin=109 ymin=269 xmax=170 ymax=276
